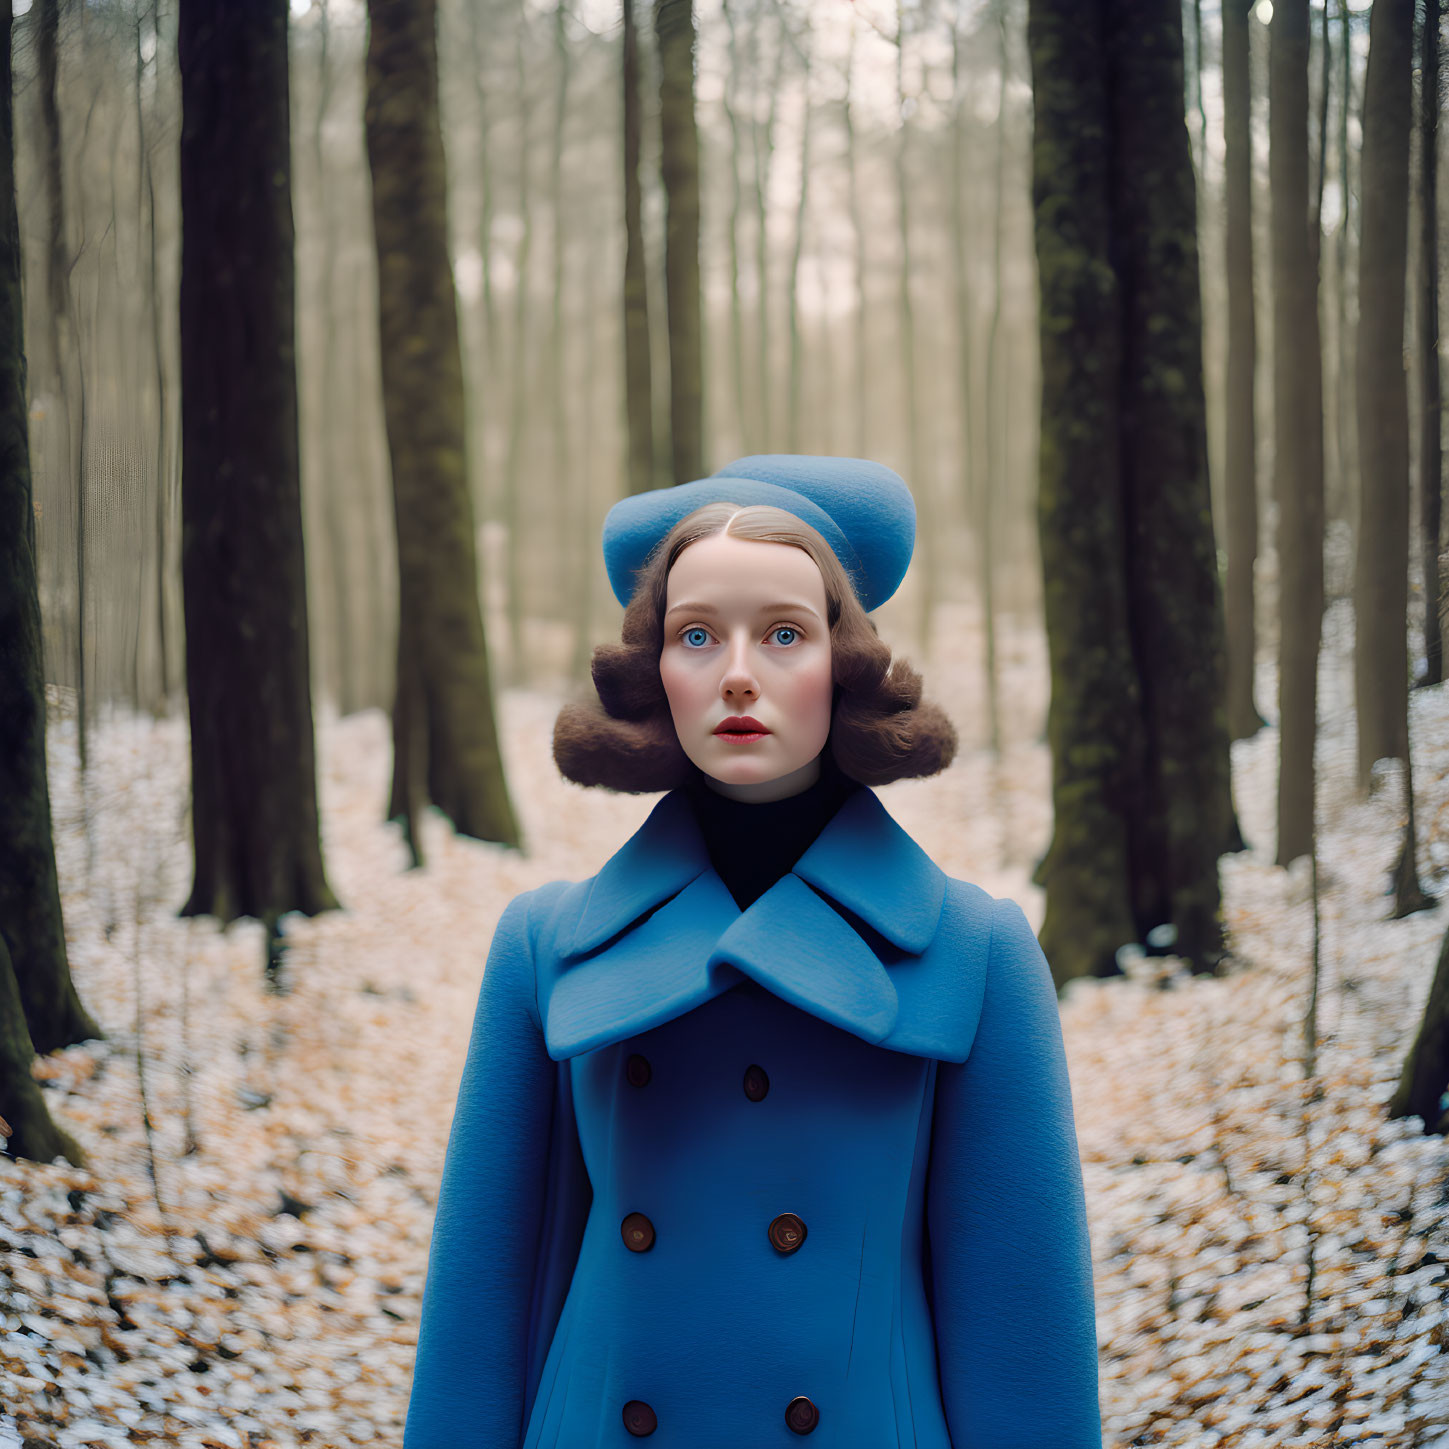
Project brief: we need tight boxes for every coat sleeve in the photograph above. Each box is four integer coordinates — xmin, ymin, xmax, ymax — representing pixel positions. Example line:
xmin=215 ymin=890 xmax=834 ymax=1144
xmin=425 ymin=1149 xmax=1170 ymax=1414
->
xmin=926 ymin=895 xmax=1102 ymax=1448
xmin=404 ymin=889 xmax=564 ymax=1449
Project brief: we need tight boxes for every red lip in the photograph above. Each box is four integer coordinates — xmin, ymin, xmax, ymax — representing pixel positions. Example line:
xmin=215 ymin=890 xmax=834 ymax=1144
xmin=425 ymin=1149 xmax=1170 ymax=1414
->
xmin=715 ymin=716 xmax=770 ymax=735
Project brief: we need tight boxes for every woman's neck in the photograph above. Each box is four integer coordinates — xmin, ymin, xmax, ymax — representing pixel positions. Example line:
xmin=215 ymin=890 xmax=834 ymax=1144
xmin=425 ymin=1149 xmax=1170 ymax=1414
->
xmin=699 ymin=754 xmax=822 ymax=803
xmin=683 ymin=751 xmax=859 ymax=911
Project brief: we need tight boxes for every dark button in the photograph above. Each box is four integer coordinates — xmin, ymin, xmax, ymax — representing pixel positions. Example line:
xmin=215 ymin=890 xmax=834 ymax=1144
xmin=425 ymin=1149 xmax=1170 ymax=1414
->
xmin=743 ymin=1063 xmax=770 ymax=1101
xmin=621 ymin=1212 xmax=656 ymax=1252
xmin=626 ymin=1053 xmax=652 ymax=1087
xmin=785 ymin=1396 xmax=819 ymax=1434
xmin=768 ymin=1212 xmax=807 ymax=1255
xmin=622 ymin=1400 xmax=657 ymax=1436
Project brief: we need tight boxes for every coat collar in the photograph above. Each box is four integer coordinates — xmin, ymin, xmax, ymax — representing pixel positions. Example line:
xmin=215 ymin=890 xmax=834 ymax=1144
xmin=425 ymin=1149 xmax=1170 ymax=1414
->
xmin=565 ymin=785 xmax=945 ymax=959
xmin=543 ymin=785 xmax=963 ymax=1063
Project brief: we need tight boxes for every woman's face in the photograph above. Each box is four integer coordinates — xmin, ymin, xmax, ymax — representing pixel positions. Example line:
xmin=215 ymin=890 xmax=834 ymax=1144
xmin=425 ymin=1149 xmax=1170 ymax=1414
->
xmin=659 ymin=533 xmax=834 ymax=795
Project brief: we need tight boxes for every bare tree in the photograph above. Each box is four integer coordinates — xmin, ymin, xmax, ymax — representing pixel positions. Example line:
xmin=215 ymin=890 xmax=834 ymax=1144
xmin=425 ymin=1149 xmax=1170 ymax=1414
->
xmin=950 ymin=13 xmax=982 ymax=738
xmin=656 ymin=0 xmax=704 ymax=480
xmin=751 ymin=17 xmax=784 ymax=449
xmin=1332 ymin=0 xmax=1357 ymax=531
xmin=895 ymin=0 xmax=932 ymax=653
xmin=135 ymin=0 xmax=173 ymax=708
xmin=1389 ymin=906 xmax=1449 ymax=1133
xmin=1028 ymin=0 xmax=1141 ymax=984
xmin=1354 ymin=0 xmax=1412 ymax=787
xmin=364 ymin=0 xmax=521 ymax=860
xmin=1223 ymin=0 xmax=1263 ymax=742
xmin=981 ymin=3 xmax=1010 ymax=757
xmin=178 ymin=0 xmax=337 ymax=925
xmin=502 ymin=6 xmax=535 ymax=683
xmin=720 ymin=0 xmax=748 ymax=456
xmin=843 ymin=18 xmax=867 ymax=458
xmin=782 ymin=9 xmax=811 ymax=454
xmin=0 ymin=0 xmax=100 ymax=1168
xmin=622 ymin=0 xmax=654 ymax=492
xmin=1418 ymin=0 xmax=1442 ymax=686
xmin=1270 ymin=0 xmax=1326 ymax=868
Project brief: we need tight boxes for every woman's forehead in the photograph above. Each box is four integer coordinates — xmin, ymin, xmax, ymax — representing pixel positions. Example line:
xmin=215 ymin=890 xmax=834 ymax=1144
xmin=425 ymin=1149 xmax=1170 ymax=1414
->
xmin=666 ymin=534 xmax=824 ymax=601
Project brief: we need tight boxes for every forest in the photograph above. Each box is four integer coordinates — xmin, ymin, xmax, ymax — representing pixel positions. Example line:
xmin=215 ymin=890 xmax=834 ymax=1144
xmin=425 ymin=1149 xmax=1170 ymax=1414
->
xmin=1 ymin=0 xmax=1448 ymax=1444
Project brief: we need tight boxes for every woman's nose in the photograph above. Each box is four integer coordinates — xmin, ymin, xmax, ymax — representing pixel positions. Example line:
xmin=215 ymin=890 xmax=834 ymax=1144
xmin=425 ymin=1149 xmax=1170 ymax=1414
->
xmin=719 ymin=634 xmax=759 ymax=700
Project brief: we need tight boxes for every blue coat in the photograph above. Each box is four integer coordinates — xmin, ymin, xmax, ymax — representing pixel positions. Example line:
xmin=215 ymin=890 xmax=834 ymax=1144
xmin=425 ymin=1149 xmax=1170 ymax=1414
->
xmin=404 ymin=786 xmax=1102 ymax=1448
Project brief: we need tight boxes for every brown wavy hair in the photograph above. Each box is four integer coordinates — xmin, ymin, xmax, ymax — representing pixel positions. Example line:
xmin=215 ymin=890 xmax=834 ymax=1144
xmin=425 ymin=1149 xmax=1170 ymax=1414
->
xmin=552 ymin=503 xmax=958 ymax=792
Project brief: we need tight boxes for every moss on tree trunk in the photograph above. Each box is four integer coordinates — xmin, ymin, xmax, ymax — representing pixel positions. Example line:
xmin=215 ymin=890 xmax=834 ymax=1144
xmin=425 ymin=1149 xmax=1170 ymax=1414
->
xmin=1028 ymin=0 xmax=1142 ymax=985
xmin=1107 ymin=0 xmax=1232 ymax=969
xmin=364 ymin=0 xmax=520 ymax=860
xmin=1030 ymin=0 xmax=1235 ymax=981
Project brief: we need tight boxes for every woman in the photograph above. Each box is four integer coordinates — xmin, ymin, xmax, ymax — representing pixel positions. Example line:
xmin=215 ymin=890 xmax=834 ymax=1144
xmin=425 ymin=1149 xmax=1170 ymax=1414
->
xmin=403 ymin=456 xmax=1101 ymax=1448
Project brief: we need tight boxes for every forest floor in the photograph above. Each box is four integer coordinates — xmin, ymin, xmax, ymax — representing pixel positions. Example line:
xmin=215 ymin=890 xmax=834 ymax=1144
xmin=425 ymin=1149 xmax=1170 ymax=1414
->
xmin=3 ymin=597 xmax=1449 ymax=1449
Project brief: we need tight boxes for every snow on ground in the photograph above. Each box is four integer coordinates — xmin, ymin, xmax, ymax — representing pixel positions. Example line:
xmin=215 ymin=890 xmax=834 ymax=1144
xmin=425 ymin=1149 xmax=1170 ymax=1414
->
xmin=2 ymin=598 xmax=1448 ymax=1448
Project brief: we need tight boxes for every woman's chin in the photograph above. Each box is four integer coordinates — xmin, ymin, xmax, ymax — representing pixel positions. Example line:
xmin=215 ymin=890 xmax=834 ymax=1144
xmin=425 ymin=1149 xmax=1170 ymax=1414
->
xmin=692 ymin=749 xmax=823 ymax=799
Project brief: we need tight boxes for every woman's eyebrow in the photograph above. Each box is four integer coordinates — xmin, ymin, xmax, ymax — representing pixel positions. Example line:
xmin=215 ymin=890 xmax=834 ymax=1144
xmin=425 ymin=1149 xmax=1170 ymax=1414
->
xmin=664 ymin=600 xmax=823 ymax=621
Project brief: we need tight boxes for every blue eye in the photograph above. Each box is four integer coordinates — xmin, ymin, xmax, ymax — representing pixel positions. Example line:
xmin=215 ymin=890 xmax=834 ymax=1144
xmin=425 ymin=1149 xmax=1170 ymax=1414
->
xmin=682 ymin=627 xmax=711 ymax=648
xmin=770 ymin=626 xmax=799 ymax=646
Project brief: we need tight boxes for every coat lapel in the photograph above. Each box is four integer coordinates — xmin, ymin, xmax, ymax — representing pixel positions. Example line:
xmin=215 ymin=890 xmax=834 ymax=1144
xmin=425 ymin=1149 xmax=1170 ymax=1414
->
xmin=540 ymin=783 xmax=981 ymax=1064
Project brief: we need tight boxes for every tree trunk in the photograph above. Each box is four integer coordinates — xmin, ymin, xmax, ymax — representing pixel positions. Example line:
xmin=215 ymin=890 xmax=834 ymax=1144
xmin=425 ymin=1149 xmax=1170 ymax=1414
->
xmin=0 ymin=0 xmax=101 ymax=1081
xmin=0 ymin=937 xmax=83 ymax=1166
xmin=1030 ymin=0 xmax=1236 ymax=982
xmin=1392 ymin=703 xmax=1431 ymax=916
xmin=501 ymin=8 xmax=534 ymax=683
xmin=548 ymin=0 xmax=572 ymax=636
xmin=951 ymin=18 xmax=982 ymax=745
xmin=1389 ymin=915 xmax=1449 ymax=1133
xmin=656 ymin=0 xmax=704 ymax=482
xmin=721 ymin=0 xmax=747 ymax=458
xmin=1270 ymin=0 xmax=1326 ymax=867
xmin=982 ymin=6 xmax=1009 ymax=759
xmin=1419 ymin=0 xmax=1442 ymax=687
xmin=364 ymin=0 xmax=521 ymax=860
xmin=844 ymin=19 xmax=867 ymax=459
xmin=177 ymin=1 xmax=335 ymax=926
xmin=896 ymin=2 xmax=932 ymax=655
xmin=1332 ymin=0 xmax=1357 ymax=532
xmin=785 ymin=24 xmax=811 ymax=454
xmin=311 ymin=0 xmax=359 ymax=719
xmin=751 ymin=26 xmax=784 ymax=450
xmin=38 ymin=0 xmax=85 ymax=769
xmin=622 ymin=0 xmax=654 ymax=493
xmin=1028 ymin=0 xmax=1143 ymax=986
xmin=465 ymin=0 xmax=498 ymax=431
xmin=1354 ymin=0 xmax=1412 ymax=788
xmin=1223 ymin=0 xmax=1263 ymax=743
xmin=137 ymin=3 xmax=173 ymax=709
xmin=1108 ymin=0 xmax=1234 ymax=969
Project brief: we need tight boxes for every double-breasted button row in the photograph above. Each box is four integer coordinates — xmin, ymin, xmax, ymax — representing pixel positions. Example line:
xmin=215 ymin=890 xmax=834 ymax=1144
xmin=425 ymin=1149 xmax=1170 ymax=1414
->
xmin=619 ymin=1209 xmax=807 ymax=1256
xmin=620 ymin=1396 xmax=819 ymax=1437
xmin=619 ymin=1051 xmax=812 ymax=1434
xmin=624 ymin=1054 xmax=770 ymax=1102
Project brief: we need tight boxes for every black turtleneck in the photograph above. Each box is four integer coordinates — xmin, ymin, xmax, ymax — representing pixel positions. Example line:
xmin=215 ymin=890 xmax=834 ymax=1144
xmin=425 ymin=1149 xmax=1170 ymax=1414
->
xmin=682 ymin=751 xmax=861 ymax=911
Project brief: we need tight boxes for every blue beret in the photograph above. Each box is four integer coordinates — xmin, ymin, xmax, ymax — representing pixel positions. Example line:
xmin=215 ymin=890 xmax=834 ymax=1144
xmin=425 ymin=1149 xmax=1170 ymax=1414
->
xmin=601 ymin=454 xmax=916 ymax=613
